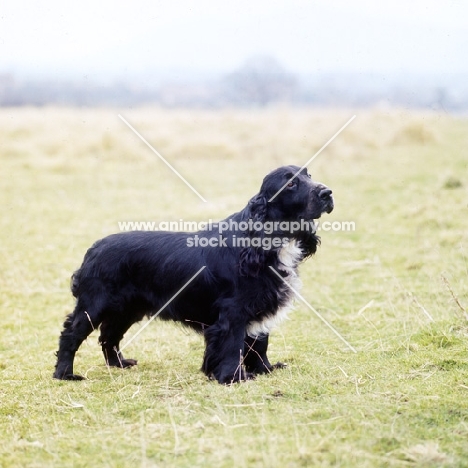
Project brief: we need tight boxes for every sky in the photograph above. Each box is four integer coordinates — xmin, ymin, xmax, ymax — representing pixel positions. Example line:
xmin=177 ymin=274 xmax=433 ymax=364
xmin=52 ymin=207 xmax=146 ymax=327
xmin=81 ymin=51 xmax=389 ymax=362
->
xmin=1 ymin=0 xmax=467 ymax=80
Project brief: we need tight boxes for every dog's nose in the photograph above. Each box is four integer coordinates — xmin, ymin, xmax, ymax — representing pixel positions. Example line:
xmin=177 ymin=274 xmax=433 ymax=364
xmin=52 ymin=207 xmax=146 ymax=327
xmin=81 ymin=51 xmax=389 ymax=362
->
xmin=319 ymin=188 xmax=333 ymax=199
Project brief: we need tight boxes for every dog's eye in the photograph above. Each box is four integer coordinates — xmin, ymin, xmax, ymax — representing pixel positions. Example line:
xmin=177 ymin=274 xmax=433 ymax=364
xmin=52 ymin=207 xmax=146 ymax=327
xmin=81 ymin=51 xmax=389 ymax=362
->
xmin=287 ymin=181 xmax=294 ymax=187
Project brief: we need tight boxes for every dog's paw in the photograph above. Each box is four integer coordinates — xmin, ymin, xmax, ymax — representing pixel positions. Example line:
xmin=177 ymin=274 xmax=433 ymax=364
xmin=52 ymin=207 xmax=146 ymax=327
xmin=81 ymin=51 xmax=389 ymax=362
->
xmin=120 ymin=358 xmax=138 ymax=368
xmin=272 ymin=361 xmax=287 ymax=369
xmin=107 ymin=358 xmax=138 ymax=368
xmin=246 ymin=361 xmax=287 ymax=375
xmin=221 ymin=370 xmax=256 ymax=385
xmin=53 ymin=373 xmax=86 ymax=381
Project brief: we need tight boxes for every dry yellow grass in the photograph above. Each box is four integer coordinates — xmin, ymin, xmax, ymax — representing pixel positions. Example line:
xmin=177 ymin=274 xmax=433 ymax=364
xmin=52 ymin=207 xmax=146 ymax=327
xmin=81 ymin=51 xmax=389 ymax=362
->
xmin=1 ymin=106 xmax=467 ymax=467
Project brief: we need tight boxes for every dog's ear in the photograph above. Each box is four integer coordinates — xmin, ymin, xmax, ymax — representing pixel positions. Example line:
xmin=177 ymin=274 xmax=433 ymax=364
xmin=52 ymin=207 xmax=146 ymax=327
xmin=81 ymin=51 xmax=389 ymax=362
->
xmin=239 ymin=245 xmax=264 ymax=277
xmin=300 ymin=231 xmax=321 ymax=258
xmin=248 ymin=193 xmax=268 ymax=224
xmin=239 ymin=194 xmax=268 ymax=277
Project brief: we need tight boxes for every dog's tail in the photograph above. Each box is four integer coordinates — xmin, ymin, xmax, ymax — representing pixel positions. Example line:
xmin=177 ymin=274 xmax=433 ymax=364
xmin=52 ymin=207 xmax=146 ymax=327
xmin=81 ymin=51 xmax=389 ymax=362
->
xmin=70 ymin=243 xmax=102 ymax=298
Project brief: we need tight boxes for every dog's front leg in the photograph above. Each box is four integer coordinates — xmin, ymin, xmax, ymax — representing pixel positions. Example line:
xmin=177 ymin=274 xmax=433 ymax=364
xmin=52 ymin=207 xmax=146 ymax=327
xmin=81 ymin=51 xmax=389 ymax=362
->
xmin=243 ymin=334 xmax=286 ymax=374
xmin=201 ymin=312 xmax=254 ymax=384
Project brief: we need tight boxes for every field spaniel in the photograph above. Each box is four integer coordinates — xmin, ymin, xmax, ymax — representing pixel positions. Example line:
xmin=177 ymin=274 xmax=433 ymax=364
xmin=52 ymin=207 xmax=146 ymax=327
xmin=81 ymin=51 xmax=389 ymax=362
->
xmin=54 ymin=165 xmax=333 ymax=384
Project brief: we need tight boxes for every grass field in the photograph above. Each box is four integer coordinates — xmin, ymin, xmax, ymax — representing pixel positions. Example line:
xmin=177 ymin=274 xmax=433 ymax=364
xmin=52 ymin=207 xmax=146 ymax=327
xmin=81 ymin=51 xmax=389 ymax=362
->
xmin=1 ymin=106 xmax=467 ymax=467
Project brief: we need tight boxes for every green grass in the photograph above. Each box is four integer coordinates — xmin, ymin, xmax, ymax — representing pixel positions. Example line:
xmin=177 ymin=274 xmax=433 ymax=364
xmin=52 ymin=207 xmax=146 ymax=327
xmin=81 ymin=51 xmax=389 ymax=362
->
xmin=1 ymin=106 xmax=467 ymax=467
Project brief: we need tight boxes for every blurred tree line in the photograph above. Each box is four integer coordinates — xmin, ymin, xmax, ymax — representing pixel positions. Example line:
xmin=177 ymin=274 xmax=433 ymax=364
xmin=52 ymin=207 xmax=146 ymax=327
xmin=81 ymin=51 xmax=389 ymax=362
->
xmin=1 ymin=56 xmax=467 ymax=110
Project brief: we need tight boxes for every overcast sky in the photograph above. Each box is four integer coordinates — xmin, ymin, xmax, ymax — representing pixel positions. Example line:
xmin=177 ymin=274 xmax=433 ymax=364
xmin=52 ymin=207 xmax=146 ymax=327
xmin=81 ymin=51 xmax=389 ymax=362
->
xmin=1 ymin=0 xmax=467 ymax=80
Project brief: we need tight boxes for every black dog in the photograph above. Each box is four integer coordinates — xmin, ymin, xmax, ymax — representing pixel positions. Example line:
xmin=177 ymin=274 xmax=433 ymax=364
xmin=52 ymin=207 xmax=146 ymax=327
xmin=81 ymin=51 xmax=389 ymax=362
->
xmin=53 ymin=165 xmax=333 ymax=384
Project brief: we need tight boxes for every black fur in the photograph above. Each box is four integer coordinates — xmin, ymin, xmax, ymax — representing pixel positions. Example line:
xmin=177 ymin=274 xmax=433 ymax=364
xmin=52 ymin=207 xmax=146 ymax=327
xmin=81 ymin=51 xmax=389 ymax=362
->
xmin=53 ymin=165 xmax=333 ymax=384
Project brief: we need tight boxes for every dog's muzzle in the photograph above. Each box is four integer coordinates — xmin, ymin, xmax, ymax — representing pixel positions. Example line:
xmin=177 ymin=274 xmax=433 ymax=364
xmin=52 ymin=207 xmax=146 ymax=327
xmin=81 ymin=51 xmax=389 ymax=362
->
xmin=319 ymin=188 xmax=334 ymax=213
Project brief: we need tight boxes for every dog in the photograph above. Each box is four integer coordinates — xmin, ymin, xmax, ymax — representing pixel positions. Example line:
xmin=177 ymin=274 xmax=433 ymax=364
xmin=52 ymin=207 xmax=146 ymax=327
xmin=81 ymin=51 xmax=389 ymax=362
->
xmin=53 ymin=165 xmax=333 ymax=384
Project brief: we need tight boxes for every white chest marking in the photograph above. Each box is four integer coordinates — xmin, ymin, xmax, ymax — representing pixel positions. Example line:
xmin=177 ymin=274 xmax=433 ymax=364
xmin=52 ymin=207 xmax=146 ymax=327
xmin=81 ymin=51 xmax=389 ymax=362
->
xmin=246 ymin=240 xmax=303 ymax=338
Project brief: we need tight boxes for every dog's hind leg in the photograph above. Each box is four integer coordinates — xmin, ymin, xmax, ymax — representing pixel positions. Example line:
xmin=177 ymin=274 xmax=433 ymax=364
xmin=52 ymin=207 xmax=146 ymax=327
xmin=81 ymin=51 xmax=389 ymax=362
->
xmin=243 ymin=334 xmax=286 ymax=375
xmin=99 ymin=314 xmax=141 ymax=369
xmin=53 ymin=302 xmax=103 ymax=380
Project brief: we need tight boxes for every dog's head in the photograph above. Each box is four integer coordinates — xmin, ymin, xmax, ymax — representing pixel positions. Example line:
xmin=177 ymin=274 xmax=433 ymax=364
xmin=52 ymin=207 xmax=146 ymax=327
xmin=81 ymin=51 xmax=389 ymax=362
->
xmin=239 ymin=165 xmax=334 ymax=276
xmin=258 ymin=165 xmax=333 ymax=221
xmin=246 ymin=165 xmax=333 ymax=229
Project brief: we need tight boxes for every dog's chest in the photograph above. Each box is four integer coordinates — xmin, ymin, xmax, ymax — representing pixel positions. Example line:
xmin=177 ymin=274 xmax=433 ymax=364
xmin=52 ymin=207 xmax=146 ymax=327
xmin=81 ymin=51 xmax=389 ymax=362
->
xmin=246 ymin=240 xmax=303 ymax=337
